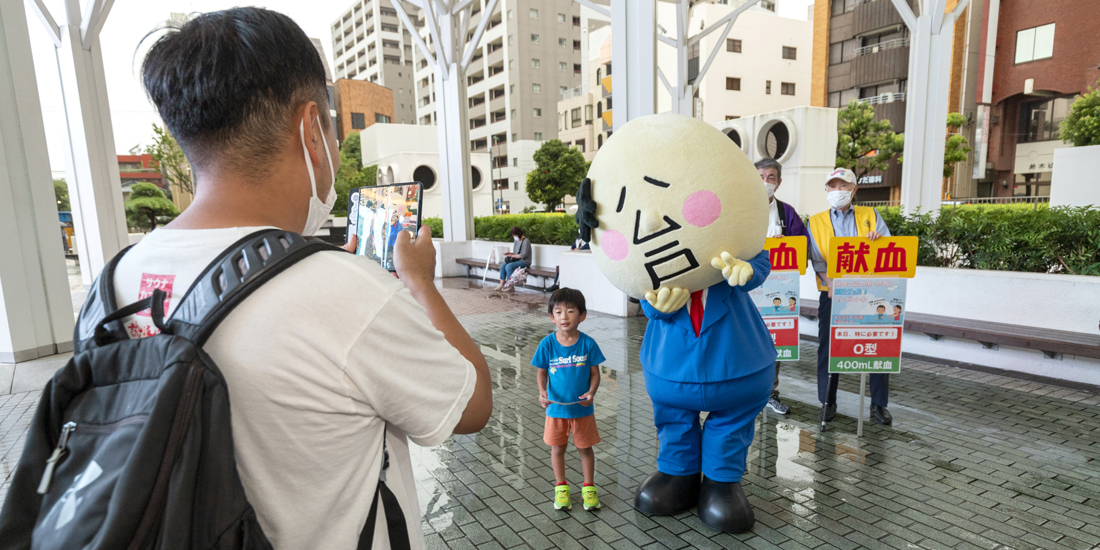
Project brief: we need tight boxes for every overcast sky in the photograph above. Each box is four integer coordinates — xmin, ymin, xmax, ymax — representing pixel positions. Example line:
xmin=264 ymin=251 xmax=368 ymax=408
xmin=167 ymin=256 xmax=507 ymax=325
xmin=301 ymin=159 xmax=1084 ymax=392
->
xmin=26 ymin=0 xmax=814 ymax=175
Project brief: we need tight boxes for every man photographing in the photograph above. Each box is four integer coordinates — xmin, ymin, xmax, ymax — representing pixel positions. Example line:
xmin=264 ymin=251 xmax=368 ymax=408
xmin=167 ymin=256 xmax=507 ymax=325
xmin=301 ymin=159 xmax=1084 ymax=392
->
xmin=112 ymin=8 xmax=492 ymax=548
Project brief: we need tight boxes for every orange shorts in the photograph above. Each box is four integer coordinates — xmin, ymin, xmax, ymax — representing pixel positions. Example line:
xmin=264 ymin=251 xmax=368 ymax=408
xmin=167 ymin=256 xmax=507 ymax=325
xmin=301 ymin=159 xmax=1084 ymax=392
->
xmin=544 ymin=415 xmax=601 ymax=448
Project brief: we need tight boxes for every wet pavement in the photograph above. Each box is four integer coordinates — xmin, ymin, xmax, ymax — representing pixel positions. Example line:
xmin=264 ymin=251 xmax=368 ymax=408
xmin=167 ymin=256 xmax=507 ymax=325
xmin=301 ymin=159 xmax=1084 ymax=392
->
xmin=3 ymin=278 xmax=1100 ymax=549
xmin=416 ymin=279 xmax=1100 ymax=550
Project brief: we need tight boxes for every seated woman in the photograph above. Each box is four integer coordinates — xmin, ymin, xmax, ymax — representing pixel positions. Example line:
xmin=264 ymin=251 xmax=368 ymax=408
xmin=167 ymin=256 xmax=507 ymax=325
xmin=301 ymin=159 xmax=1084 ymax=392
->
xmin=496 ymin=226 xmax=532 ymax=291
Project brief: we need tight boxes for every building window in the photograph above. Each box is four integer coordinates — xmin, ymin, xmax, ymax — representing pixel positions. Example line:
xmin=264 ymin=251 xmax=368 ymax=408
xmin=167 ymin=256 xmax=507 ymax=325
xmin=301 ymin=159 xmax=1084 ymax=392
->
xmin=507 ymin=9 xmax=512 ymax=19
xmin=534 ymin=132 xmax=543 ymax=140
xmin=513 ymin=158 xmax=518 ymax=167
xmin=585 ymin=105 xmax=593 ymax=123
xmin=508 ymin=34 xmax=514 ymax=44
xmin=532 ymin=58 xmax=540 ymax=68
xmin=765 ymin=80 xmax=771 ymax=94
xmin=726 ymin=77 xmax=741 ymax=91
xmin=829 ymin=42 xmax=843 ymax=65
xmin=574 ymin=40 xmax=581 ymax=51
xmin=560 ymin=61 xmax=568 ymax=71
xmin=597 ymin=134 xmax=603 ymax=148
xmin=1016 ymin=24 xmax=1055 ymax=64
xmin=560 ymin=85 xmax=569 ymax=94
xmin=782 ymin=46 xmax=796 ymax=60
xmin=828 ymin=91 xmax=841 ymax=108
xmin=1019 ymin=96 xmax=1073 ymax=143
xmin=374 ymin=113 xmax=390 ymax=124
xmin=531 ymin=34 xmax=539 ymax=43
xmin=781 ymin=82 xmax=795 ymax=95
xmin=351 ymin=112 xmax=366 ymax=129
xmin=557 ymin=13 xmax=566 ymax=23
xmin=511 ymin=109 xmax=516 ymax=119
xmin=725 ymin=115 xmax=740 ymax=120
xmin=514 ymin=182 xmax=519 ymax=190
xmin=571 ymin=107 xmax=582 ymax=127
xmin=533 ymin=83 xmax=541 ymax=93
xmin=574 ymin=63 xmax=581 ymax=74
xmin=510 ymin=84 xmax=515 ymax=94
xmin=534 ymin=108 xmax=542 ymax=116
xmin=576 ymin=140 xmax=585 ymax=152
xmin=509 ymin=59 xmax=515 ymax=69
xmin=559 ymin=38 xmax=568 ymax=47
xmin=512 ymin=133 xmax=517 ymax=142
xmin=831 ymin=0 xmax=844 ymax=16
xmin=727 ymin=39 xmax=741 ymax=53
xmin=530 ymin=8 xmax=538 ymax=18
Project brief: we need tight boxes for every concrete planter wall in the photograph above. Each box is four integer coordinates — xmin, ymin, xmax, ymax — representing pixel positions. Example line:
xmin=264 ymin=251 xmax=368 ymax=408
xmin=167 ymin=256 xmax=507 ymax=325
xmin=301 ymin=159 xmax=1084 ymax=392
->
xmin=798 ymin=267 xmax=1100 ymax=385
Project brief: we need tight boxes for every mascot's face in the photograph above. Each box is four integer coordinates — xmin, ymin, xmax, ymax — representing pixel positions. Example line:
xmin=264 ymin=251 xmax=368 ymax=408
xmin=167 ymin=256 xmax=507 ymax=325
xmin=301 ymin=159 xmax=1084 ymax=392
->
xmin=583 ymin=114 xmax=768 ymax=299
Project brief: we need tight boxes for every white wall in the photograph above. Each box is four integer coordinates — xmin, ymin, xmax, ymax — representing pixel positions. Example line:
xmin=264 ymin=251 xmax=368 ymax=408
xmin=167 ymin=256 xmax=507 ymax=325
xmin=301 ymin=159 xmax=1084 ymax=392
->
xmin=358 ymin=124 xmax=495 ymax=219
xmin=798 ymin=267 xmax=1100 ymax=385
xmin=1051 ymin=145 xmax=1100 ymax=208
xmin=714 ymin=106 xmax=838 ymax=216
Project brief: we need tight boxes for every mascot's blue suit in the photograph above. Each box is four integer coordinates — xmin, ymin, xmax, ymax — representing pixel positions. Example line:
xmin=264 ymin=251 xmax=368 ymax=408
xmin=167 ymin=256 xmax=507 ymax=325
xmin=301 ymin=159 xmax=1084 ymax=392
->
xmin=639 ymin=250 xmax=777 ymax=483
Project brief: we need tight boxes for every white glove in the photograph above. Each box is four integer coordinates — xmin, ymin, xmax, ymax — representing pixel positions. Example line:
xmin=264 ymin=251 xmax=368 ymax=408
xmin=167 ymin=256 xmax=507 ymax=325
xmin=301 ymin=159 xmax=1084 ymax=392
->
xmin=711 ymin=252 xmax=754 ymax=287
xmin=643 ymin=286 xmax=691 ymax=314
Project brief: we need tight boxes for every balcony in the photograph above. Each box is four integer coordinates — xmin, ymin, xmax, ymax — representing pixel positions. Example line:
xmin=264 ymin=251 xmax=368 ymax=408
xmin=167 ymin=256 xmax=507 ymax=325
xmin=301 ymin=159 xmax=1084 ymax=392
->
xmin=488 ymin=63 xmax=505 ymax=77
xmin=857 ymin=93 xmax=906 ymax=130
xmin=854 ymin=0 xmax=917 ymax=36
xmin=850 ymin=44 xmax=910 ymax=84
xmin=561 ymin=85 xmax=584 ymax=100
xmin=491 ymin=110 xmax=507 ymax=124
xmin=470 ymin=117 xmax=487 ymax=130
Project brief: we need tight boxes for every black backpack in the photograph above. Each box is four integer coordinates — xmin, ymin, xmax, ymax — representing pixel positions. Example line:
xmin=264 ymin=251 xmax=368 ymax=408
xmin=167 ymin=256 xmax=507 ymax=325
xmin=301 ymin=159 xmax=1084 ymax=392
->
xmin=0 ymin=229 xmax=410 ymax=550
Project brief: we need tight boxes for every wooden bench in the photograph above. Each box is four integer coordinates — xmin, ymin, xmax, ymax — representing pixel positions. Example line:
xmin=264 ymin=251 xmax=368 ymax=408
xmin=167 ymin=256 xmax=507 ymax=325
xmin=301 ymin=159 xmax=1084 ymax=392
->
xmin=455 ymin=257 xmax=556 ymax=290
xmin=799 ymin=298 xmax=1100 ymax=360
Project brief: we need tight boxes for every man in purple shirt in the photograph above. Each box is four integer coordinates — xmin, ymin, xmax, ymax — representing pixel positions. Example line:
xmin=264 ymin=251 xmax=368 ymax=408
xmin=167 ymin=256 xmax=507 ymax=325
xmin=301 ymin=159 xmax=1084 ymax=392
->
xmin=755 ymin=158 xmax=809 ymax=416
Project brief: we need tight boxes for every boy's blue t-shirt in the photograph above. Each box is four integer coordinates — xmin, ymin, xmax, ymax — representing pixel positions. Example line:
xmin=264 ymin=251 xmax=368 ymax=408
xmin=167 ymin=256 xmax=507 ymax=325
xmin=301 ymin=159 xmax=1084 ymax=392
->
xmin=531 ymin=331 xmax=606 ymax=419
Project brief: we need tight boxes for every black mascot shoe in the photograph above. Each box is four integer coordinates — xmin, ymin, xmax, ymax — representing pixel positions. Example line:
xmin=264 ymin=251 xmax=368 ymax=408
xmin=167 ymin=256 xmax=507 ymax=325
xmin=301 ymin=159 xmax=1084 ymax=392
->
xmin=634 ymin=471 xmax=701 ymax=516
xmin=697 ymin=476 xmax=755 ymax=534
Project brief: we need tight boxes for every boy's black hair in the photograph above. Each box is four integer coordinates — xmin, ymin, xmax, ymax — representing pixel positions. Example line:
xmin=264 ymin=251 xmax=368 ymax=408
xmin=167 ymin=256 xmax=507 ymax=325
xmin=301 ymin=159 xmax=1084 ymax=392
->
xmin=773 ymin=297 xmax=782 ymax=303
xmin=141 ymin=7 xmax=329 ymax=172
xmin=877 ymin=305 xmax=886 ymax=310
xmin=548 ymin=288 xmax=587 ymax=315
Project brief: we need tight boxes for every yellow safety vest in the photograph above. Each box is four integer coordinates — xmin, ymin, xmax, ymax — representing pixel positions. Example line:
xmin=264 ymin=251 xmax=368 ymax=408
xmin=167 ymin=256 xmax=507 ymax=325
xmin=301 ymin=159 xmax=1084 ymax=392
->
xmin=808 ymin=206 xmax=880 ymax=291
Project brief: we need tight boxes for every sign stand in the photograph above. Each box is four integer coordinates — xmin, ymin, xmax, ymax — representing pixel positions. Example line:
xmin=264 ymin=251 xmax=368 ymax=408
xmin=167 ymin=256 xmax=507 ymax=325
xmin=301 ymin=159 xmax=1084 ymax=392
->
xmin=858 ymin=373 xmax=867 ymax=437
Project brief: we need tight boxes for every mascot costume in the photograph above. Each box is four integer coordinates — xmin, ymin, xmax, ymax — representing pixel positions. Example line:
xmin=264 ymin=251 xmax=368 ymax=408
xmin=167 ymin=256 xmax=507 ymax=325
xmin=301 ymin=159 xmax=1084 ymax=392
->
xmin=575 ymin=114 xmax=776 ymax=533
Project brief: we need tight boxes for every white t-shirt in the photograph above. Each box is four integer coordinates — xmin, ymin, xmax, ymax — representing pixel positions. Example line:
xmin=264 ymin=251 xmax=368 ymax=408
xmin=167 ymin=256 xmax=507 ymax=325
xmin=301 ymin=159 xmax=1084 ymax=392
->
xmin=111 ymin=227 xmax=475 ymax=550
xmin=766 ymin=199 xmax=783 ymax=238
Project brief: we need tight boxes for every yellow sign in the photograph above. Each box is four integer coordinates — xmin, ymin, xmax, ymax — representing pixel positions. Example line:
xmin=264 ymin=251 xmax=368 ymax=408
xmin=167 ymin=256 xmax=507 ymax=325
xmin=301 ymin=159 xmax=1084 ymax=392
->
xmin=827 ymin=236 xmax=918 ymax=279
xmin=764 ymin=236 xmax=807 ymax=275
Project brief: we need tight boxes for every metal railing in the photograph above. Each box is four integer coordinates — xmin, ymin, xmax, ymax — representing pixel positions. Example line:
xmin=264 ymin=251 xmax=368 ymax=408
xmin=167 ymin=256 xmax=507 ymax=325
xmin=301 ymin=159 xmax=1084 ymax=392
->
xmin=854 ymin=196 xmax=1051 ymax=209
xmin=560 ymin=85 xmax=584 ymax=100
xmin=856 ymin=92 xmax=906 ymax=105
xmin=854 ymin=38 xmax=909 ymax=57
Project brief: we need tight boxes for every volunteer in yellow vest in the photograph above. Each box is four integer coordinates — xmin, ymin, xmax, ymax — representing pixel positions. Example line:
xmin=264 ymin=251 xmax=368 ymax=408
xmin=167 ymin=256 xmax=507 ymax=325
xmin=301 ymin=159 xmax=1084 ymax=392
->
xmin=807 ymin=168 xmax=894 ymax=427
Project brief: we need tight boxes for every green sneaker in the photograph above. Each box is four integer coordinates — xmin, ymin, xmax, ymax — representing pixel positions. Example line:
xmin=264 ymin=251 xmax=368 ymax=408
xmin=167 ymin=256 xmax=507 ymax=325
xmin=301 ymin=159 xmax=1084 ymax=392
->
xmin=582 ymin=485 xmax=601 ymax=510
xmin=554 ymin=484 xmax=571 ymax=510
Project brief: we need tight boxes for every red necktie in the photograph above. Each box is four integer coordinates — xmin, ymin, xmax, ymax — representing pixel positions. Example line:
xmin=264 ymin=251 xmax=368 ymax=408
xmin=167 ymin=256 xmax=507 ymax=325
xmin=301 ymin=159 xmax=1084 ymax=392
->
xmin=689 ymin=290 xmax=704 ymax=337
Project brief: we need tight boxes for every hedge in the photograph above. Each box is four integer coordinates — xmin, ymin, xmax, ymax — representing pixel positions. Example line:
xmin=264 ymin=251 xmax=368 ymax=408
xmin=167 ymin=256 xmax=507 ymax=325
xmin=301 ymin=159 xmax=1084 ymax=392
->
xmin=877 ymin=205 xmax=1100 ymax=275
xmin=423 ymin=214 xmax=580 ymax=245
xmin=424 ymin=206 xmax=1100 ymax=276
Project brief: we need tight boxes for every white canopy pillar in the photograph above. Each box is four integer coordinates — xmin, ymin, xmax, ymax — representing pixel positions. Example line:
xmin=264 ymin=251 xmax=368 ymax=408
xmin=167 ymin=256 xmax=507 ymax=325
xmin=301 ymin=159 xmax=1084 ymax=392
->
xmin=891 ymin=0 xmax=970 ymax=215
xmin=0 ymin=0 xmax=76 ymax=362
xmin=608 ymin=0 xmax=656 ymax=129
xmin=393 ymin=0 xmax=498 ymax=242
xmin=28 ymin=0 xmax=129 ymax=286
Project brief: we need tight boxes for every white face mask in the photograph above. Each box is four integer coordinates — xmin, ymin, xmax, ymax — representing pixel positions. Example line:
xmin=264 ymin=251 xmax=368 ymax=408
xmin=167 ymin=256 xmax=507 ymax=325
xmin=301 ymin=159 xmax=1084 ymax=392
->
xmin=300 ymin=116 xmax=336 ymax=236
xmin=765 ymin=183 xmax=778 ymax=200
xmin=826 ymin=189 xmax=853 ymax=209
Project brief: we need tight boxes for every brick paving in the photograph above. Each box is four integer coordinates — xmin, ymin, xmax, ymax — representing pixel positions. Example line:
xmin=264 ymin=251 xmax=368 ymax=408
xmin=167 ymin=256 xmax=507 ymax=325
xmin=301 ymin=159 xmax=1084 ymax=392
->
xmin=3 ymin=277 xmax=1100 ymax=550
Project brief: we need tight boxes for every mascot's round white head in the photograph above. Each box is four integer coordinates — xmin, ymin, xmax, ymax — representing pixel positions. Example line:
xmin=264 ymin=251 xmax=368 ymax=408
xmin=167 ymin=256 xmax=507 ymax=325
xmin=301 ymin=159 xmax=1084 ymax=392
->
xmin=576 ymin=114 xmax=768 ymax=299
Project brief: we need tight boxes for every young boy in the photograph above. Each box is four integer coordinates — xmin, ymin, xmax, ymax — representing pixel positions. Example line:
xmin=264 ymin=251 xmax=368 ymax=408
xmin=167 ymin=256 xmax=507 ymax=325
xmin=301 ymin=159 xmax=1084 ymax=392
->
xmin=532 ymin=288 xmax=606 ymax=511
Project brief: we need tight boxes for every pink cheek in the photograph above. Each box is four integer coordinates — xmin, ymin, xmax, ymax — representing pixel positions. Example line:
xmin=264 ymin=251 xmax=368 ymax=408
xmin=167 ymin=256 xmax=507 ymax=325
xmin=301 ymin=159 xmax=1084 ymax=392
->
xmin=682 ymin=190 xmax=722 ymax=227
xmin=602 ymin=230 xmax=629 ymax=262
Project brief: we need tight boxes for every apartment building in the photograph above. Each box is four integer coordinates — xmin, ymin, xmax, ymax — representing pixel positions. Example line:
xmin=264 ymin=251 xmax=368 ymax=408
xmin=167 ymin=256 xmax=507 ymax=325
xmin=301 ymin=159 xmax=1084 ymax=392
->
xmin=333 ymin=79 xmax=396 ymax=141
xmin=330 ymin=0 xmax=419 ymax=125
xmin=414 ymin=0 xmax=586 ymax=213
xmin=557 ymin=22 xmax=611 ymax=163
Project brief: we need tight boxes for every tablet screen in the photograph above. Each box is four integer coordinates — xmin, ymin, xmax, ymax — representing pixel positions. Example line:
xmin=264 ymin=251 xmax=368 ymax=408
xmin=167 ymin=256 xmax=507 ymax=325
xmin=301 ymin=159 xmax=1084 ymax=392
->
xmin=347 ymin=182 xmax=422 ymax=271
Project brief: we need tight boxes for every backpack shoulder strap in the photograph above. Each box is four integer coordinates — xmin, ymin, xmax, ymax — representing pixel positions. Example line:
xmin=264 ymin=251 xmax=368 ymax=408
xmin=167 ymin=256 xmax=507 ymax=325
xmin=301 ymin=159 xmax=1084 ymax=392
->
xmin=73 ymin=245 xmax=134 ymax=352
xmin=167 ymin=229 xmax=339 ymax=345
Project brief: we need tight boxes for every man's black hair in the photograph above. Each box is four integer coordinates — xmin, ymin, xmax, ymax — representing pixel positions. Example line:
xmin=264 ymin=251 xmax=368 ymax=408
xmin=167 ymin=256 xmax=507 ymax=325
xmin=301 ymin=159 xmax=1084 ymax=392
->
xmin=141 ymin=7 xmax=329 ymax=172
xmin=548 ymin=288 xmax=587 ymax=316
xmin=754 ymin=158 xmax=782 ymax=180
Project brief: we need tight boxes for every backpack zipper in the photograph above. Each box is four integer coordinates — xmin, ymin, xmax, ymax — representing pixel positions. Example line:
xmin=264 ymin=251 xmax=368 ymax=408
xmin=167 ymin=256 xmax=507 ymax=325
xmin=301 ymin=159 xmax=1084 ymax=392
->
xmin=37 ymin=421 xmax=77 ymax=494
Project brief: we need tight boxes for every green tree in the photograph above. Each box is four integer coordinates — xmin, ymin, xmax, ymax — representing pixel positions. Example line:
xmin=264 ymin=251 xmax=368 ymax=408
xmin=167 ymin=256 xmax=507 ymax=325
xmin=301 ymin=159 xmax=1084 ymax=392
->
xmin=340 ymin=131 xmax=363 ymax=171
xmin=943 ymin=112 xmax=973 ymax=178
xmin=332 ymin=157 xmax=379 ymax=218
xmin=54 ymin=178 xmax=70 ymax=211
xmin=835 ymin=100 xmax=905 ymax=183
xmin=145 ymin=124 xmax=193 ymax=196
xmin=1061 ymin=83 xmax=1100 ymax=147
xmin=125 ymin=182 xmax=179 ymax=231
xmin=525 ymin=140 xmax=587 ymax=212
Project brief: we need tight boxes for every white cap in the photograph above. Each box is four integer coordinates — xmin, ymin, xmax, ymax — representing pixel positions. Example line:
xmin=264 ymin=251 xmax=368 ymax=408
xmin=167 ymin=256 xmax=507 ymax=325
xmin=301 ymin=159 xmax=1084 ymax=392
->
xmin=826 ymin=167 xmax=857 ymax=185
